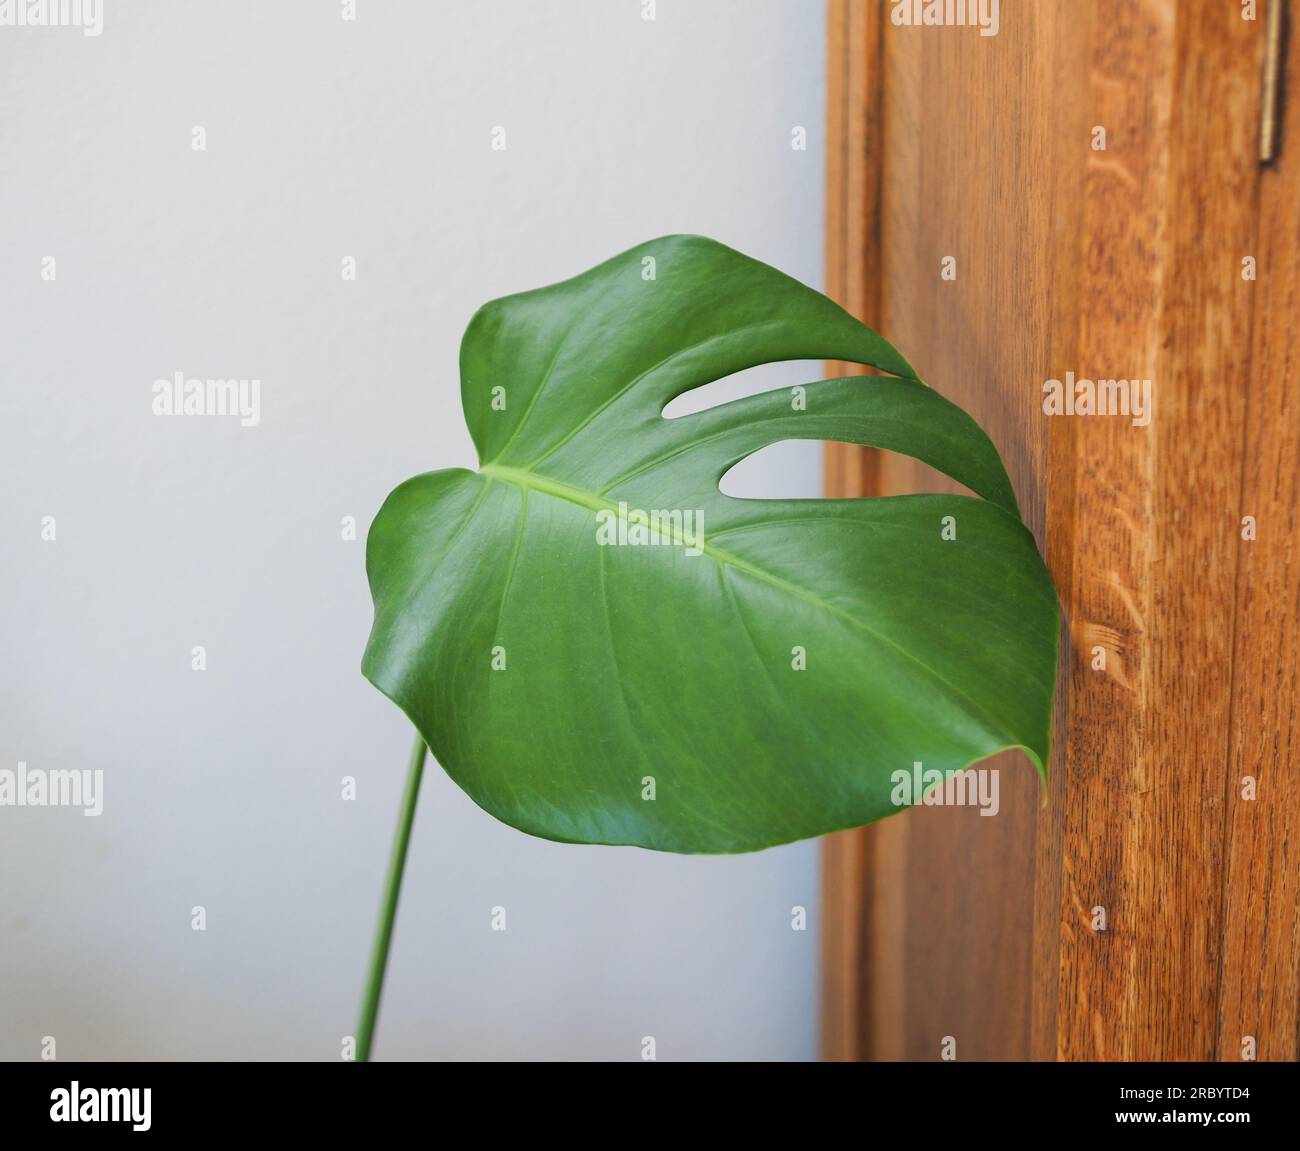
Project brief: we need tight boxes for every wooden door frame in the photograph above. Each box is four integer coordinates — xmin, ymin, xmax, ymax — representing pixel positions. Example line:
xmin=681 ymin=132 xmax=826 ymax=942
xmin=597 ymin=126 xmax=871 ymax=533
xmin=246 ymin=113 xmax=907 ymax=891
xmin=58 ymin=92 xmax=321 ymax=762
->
xmin=822 ymin=0 xmax=1300 ymax=1062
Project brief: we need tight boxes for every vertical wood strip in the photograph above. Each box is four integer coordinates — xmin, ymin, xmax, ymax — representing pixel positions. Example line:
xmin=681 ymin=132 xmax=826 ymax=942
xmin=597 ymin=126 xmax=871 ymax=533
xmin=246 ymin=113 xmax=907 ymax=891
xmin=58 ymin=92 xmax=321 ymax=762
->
xmin=823 ymin=0 xmax=1288 ymax=1063
xmin=821 ymin=0 xmax=894 ymax=1061
xmin=1052 ymin=0 xmax=1178 ymax=1064
xmin=1030 ymin=0 xmax=1094 ymax=1064
xmin=824 ymin=0 xmax=886 ymax=499
xmin=821 ymin=0 xmax=886 ymax=1062
xmin=1216 ymin=0 xmax=1300 ymax=1064
xmin=873 ymin=4 xmax=1062 ymax=1062
xmin=1054 ymin=0 xmax=1262 ymax=1060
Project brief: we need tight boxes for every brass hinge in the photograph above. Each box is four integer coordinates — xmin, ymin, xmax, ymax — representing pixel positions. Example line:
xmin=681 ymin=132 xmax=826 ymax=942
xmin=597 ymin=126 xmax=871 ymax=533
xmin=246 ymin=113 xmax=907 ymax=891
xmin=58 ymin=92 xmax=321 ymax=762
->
xmin=1260 ymin=0 xmax=1287 ymax=164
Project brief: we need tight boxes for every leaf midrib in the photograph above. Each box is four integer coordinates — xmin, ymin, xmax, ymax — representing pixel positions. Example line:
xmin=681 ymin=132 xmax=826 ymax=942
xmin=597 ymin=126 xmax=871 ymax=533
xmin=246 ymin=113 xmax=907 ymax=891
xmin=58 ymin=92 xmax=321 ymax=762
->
xmin=478 ymin=462 xmax=1018 ymax=747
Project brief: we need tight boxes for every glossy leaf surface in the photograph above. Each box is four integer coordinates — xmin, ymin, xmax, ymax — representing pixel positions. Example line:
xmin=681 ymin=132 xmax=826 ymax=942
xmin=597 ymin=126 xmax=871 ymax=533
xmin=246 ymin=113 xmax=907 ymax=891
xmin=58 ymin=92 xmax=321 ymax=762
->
xmin=363 ymin=236 xmax=1058 ymax=852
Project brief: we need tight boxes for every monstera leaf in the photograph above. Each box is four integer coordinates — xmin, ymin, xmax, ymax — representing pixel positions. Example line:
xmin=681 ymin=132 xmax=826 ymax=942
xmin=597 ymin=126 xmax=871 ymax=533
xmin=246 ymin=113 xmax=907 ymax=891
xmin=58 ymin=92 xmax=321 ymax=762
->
xmin=363 ymin=235 xmax=1058 ymax=853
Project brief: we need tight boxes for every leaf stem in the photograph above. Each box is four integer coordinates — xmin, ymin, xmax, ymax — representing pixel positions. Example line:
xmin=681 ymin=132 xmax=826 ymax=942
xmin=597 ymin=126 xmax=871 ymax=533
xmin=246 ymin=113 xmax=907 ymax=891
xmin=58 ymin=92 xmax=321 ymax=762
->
xmin=355 ymin=730 xmax=427 ymax=1062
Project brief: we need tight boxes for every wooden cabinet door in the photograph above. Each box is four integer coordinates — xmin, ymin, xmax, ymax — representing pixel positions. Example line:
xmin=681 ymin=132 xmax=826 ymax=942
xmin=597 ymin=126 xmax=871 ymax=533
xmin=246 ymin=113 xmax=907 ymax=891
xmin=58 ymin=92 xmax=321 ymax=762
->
xmin=823 ymin=0 xmax=1300 ymax=1062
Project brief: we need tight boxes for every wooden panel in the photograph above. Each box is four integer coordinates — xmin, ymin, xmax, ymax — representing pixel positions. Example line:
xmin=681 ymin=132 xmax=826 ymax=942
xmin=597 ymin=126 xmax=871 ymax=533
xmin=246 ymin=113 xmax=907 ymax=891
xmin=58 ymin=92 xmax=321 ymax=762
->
xmin=821 ymin=0 xmax=883 ymax=1063
xmin=1216 ymin=9 xmax=1300 ymax=1062
xmin=824 ymin=0 xmax=886 ymax=499
xmin=824 ymin=0 xmax=1064 ymax=1061
xmin=823 ymin=0 xmax=1292 ymax=1061
xmin=822 ymin=0 xmax=916 ymax=1064
xmin=869 ymin=0 xmax=1076 ymax=1063
xmin=1054 ymin=0 xmax=1262 ymax=1062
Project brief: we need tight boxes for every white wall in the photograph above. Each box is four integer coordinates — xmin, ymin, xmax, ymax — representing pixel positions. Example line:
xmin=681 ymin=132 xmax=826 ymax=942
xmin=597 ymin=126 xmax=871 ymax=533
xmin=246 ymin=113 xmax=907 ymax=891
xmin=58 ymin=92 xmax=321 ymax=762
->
xmin=0 ymin=0 xmax=827 ymax=1060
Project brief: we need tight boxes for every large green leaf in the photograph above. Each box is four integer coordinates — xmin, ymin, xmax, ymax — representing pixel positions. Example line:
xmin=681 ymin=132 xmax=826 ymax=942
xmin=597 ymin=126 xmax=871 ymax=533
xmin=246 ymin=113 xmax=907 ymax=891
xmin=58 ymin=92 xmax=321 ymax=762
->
xmin=363 ymin=235 xmax=1058 ymax=853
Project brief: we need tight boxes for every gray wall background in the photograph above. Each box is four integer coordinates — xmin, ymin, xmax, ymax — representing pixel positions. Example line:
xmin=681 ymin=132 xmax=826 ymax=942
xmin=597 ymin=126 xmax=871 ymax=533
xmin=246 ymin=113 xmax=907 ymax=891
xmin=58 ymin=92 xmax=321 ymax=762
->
xmin=0 ymin=0 xmax=826 ymax=1060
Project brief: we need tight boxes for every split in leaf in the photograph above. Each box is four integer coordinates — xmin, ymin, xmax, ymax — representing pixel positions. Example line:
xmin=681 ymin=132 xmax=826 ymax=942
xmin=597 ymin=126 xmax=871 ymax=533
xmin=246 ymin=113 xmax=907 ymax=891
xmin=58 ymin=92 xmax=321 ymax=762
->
xmin=363 ymin=235 xmax=1059 ymax=853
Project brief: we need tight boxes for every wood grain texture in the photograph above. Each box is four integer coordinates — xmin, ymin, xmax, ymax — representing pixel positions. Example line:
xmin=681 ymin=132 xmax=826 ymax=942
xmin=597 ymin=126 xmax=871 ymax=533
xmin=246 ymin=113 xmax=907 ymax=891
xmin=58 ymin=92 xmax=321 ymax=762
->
xmin=824 ymin=0 xmax=1076 ymax=1061
xmin=868 ymin=0 xmax=1066 ymax=1063
xmin=823 ymin=0 xmax=1293 ymax=1061
xmin=824 ymin=0 xmax=886 ymax=503
xmin=1215 ymin=4 xmax=1300 ymax=1063
xmin=821 ymin=0 xmax=882 ymax=1063
xmin=1055 ymin=0 xmax=1261 ymax=1061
